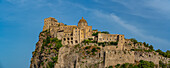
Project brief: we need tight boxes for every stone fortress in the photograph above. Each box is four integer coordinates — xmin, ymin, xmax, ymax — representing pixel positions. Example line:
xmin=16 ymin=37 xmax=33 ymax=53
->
xmin=43 ymin=17 xmax=125 ymax=50
xmin=38 ymin=17 xmax=170 ymax=68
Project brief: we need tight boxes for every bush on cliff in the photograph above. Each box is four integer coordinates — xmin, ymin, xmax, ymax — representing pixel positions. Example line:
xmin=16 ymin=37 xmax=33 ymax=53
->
xmin=92 ymin=32 xmax=99 ymax=36
xmin=114 ymin=60 xmax=155 ymax=68
xmin=156 ymin=49 xmax=170 ymax=58
xmin=138 ymin=60 xmax=154 ymax=68
xmin=159 ymin=61 xmax=168 ymax=68
xmin=130 ymin=38 xmax=138 ymax=44
xmin=101 ymin=31 xmax=109 ymax=34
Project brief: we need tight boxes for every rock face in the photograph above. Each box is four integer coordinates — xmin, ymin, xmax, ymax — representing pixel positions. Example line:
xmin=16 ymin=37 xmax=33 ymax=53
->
xmin=55 ymin=45 xmax=104 ymax=68
xmin=30 ymin=30 xmax=170 ymax=68
xmin=55 ymin=46 xmax=170 ymax=68
xmin=30 ymin=30 xmax=62 ymax=68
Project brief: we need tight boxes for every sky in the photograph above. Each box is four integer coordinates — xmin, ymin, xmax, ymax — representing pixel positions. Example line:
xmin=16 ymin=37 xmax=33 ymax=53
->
xmin=0 ymin=0 xmax=170 ymax=68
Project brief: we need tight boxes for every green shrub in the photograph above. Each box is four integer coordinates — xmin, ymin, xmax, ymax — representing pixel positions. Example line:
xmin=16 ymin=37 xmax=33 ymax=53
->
xmin=91 ymin=48 xmax=97 ymax=52
xmin=110 ymin=41 xmax=118 ymax=45
xmin=115 ymin=64 xmax=120 ymax=68
xmin=159 ymin=61 xmax=167 ymax=68
xmin=128 ymin=64 xmax=134 ymax=68
xmin=86 ymin=51 xmax=90 ymax=54
xmin=47 ymin=62 xmax=54 ymax=68
xmin=92 ymin=32 xmax=99 ymax=36
xmin=138 ymin=60 xmax=154 ymax=68
xmin=130 ymin=38 xmax=138 ymax=44
xmin=52 ymin=56 xmax=58 ymax=63
xmin=108 ymin=66 xmax=113 ymax=68
xmin=97 ymin=47 xmax=100 ymax=50
xmin=120 ymin=63 xmax=129 ymax=68
xmin=41 ymin=62 xmax=44 ymax=65
xmin=101 ymin=31 xmax=109 ymax=34
xmin=85 ymin=46 xmax=91 ymax=49
xmin=149 ymin=45 xmax=154 ymax=51
xmin=156 ymin=49 xmax=170 ymax=58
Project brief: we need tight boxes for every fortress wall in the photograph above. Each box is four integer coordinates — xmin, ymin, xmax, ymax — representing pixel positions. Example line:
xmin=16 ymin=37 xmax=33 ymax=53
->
xmin=104 ymin=50 xmax=170 ymax=67
xmin=134 ymin=51 xmax=160 ymax=65
xmin=104 ymin=50 xmax=135 ymax=67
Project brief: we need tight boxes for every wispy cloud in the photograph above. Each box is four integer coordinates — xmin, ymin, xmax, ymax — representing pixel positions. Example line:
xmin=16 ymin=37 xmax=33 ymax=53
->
xmin=92 ymin=10 xmax=170 ymax=50
xmin=50 ymin=0 xmax=170 ymax=50
xmin=5 ymin=0 xmax=170 ymax=50
xmin=110 ymin=0 xmax=170 ymax=19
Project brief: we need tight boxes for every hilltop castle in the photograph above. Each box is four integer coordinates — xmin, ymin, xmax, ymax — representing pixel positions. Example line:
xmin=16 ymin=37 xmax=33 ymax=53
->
xmin=30 ymin=17 xmax=170 ymax=68
xmin=43 ymin=17 xmax=125 ymax=50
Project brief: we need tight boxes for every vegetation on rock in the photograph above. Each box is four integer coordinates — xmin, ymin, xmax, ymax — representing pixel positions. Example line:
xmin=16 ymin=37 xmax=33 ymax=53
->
xmin=30 ymin=30 xmax=63 ymax=68
xmin=112 ymin=60 xmax=155 ymax=68
xmin=156 ymin=49 xmax=170 ymax=58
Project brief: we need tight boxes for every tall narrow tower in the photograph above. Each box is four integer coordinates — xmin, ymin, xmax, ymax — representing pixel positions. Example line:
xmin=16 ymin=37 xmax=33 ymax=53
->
xmin=43 ymin=17 xmax=58 ymax=31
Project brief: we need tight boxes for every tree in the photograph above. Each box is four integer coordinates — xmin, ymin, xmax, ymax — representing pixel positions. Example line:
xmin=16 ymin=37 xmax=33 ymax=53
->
xmin=108 ymin=66 xmax=113 ymax=68
xmin=130 ymin=38 xmax=138 ymax=44
xmin=149 ymin=45 xmax=154 ymax=51
xmin=138 ymin=60 xmax=154 ymax=68
xmin=143 ymin=42 xmax=146 ymax=46
xmin=146 ymin=43 xmax=149 ymax=47
xmin=101 ymin=31 xmax=109 ymax=34
xmin=92 ymin=32 xmax=99 ymax=36
xmin=166 ymin=50 xmax=170 ymax=58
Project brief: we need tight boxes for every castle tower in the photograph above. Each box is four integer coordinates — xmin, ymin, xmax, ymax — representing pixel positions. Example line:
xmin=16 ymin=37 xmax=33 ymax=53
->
xmin=78 ymin=17 xmax=88 ymax=29
xmin=43 ymin=17 xmax=59 ymax=31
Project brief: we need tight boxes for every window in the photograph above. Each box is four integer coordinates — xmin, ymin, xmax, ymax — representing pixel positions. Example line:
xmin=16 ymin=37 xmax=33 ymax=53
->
xmin=64 ymin=38 xmax=66 ymax=41
xmin=67 ymin=38 xmax=69 ymax=40
xmin=71 ymin=41 xmax=73 ymax=44
xmin=75 ymin=40 xmax=78 ymax=43
xmin=71 ymin=37 xmax=73 ymax=40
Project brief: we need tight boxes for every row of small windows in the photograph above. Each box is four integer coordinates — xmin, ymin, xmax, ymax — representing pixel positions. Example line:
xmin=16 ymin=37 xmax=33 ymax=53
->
xmin=64 ymin=37 xmax=73 ymax=41
xmin=99 ymin=38 xmax=117 ymax=41
xmin=65 ymin=34 xmax=73 ymax=36
xmin=61 ymin=27 xmax=74 ymax=29
xmin=100 ymin=35 xmax=117 ymax=37
xmin=99 ymin=35 xmax=123 ymax=38
xmin=66 ymin=40 xmax=78 ymax=44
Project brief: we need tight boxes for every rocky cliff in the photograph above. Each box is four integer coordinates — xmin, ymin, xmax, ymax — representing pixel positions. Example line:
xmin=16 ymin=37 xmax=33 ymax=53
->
xmin=30 ymin=30 xmax=170 ymax=68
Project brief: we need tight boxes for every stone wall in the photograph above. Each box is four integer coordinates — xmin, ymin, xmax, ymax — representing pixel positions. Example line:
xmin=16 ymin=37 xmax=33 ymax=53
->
xmin=104 ymin=50 xmax=135 ymax=67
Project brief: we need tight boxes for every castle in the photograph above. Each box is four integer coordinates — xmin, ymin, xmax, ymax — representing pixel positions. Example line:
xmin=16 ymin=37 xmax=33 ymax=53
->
xmin=43 ymin=17 xmax=125 ymax=50
xmin=30 ymin=17 xmax=170 ymax=68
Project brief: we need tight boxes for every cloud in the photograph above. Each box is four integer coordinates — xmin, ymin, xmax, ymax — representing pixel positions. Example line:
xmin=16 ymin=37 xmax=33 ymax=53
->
xmin=55 ymin=0 xmax=170 ymax=50
xmin=92 ymin=10 xmax=170 ymax=50
xmin=5 ymin=0 xmax=170 ymax=50
xmin=109 ymin=0 xmax=170 ymax=19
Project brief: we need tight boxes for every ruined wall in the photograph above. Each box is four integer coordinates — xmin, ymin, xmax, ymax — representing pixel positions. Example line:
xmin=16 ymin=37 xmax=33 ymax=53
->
xmin=104 ymin=50 xmax=170 ymax=67
xmin=134 ymin=51 xmax=170 ymax=65
xmin=104 ymin=50 xmax=135 ymax=67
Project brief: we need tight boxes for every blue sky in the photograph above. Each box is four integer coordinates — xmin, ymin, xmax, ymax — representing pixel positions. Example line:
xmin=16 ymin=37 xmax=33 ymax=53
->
xmin=0 ymin=0 xmax=170 ymax=68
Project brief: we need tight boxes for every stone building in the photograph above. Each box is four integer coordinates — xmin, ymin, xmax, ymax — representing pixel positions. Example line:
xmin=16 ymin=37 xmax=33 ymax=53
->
xmin=97 ymin=33 xmax=125 ymax=50
xmin=43 ymin=17 xmax=125 ymax=48
xmin=43 ymin=17 xmax=93 ymax=46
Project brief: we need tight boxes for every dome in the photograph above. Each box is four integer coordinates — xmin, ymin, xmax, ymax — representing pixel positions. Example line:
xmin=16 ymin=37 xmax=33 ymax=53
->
xmin=78 ymin=17 xmax=87 ymax=23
